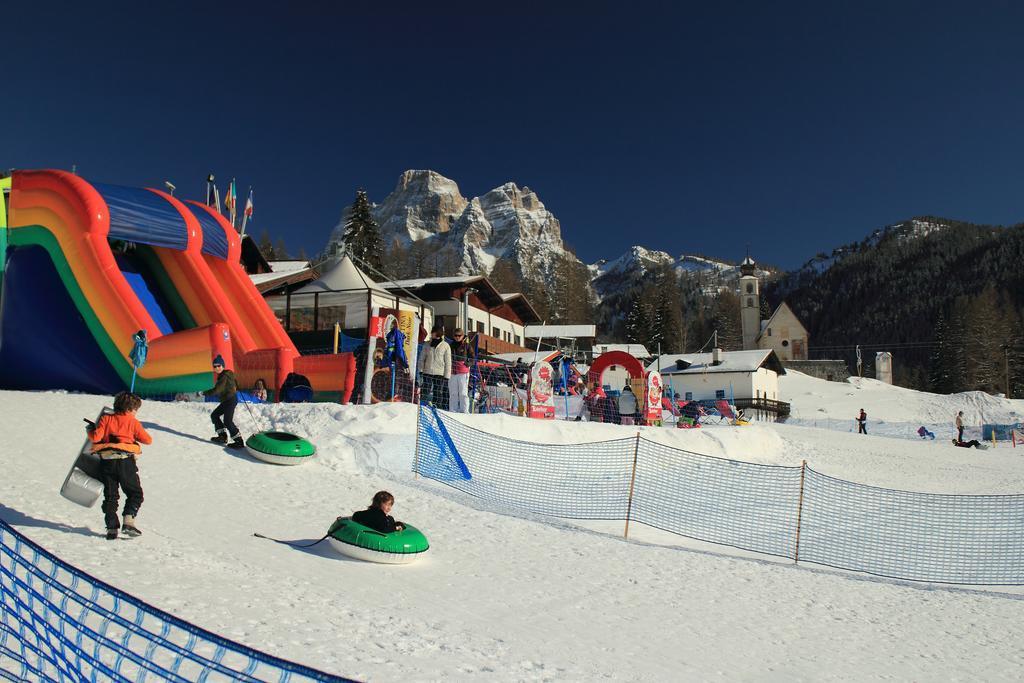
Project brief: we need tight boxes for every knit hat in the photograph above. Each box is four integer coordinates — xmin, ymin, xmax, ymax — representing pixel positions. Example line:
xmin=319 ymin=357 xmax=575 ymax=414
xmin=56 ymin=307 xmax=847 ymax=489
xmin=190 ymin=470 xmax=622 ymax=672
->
xmin=212 ymin=355 xmax=225 ymax=367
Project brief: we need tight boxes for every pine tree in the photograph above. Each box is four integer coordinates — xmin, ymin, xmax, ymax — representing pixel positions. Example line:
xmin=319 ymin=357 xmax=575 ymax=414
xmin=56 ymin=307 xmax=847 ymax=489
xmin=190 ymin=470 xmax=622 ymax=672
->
xmin=712 ymin=291 xmax=742 ymax=350
xmin=928 ymin=312 xmax=950 ymax=392
xmin=342 ymin=189 xmax=384 ymax=272
xmin=624 ymin=289 xmax=651 ymax=348
xmin=257 ymin=229 xmax=275 ymax=261
xmin=273 ymin=238 xmax=289 ymax=261
xmin=650 ymin=263 xmax=684 ymax=353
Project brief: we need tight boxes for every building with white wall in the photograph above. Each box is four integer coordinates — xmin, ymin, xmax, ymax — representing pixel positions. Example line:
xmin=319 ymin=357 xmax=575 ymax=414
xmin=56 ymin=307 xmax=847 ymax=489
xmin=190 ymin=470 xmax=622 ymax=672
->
xmin=378 ymin=275 xmax=541 ymax=354
xmin=647 ymin=349 xmax=786 ymax=402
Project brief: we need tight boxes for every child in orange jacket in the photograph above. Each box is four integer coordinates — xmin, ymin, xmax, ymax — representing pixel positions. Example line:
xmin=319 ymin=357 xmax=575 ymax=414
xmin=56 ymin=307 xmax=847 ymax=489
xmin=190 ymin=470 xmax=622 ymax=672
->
xmin=88 ymin=392 xmax=152 ymax=540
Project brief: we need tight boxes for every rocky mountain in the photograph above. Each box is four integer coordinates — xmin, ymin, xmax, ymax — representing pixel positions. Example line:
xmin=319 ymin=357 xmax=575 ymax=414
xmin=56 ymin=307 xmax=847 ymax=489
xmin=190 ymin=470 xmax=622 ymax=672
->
xmin=325 ymin=170 xmax=570 ymax=284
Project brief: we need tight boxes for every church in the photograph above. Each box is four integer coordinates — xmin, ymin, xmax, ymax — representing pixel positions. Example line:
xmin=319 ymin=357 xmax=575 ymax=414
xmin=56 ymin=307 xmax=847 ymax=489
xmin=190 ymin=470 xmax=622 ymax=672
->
xmin=738 ymin=256 xmax=809 ymax=361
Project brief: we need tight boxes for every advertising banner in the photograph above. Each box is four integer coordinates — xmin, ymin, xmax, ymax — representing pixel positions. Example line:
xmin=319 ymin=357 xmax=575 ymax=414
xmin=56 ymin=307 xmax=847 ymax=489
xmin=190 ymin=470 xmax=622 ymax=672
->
xmin=528 ymin=361 xmax=556 ymax=419
xmin=645 ymin=371 xmax=663 ymax=425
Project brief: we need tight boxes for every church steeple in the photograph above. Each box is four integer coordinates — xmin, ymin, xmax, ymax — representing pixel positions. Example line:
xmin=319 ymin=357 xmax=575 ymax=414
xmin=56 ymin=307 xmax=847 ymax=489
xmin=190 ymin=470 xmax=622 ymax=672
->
xmin=738 ymin=254 xmax=760 ymax=350
xmin=740 ymin=255 xmax=757 ymax=277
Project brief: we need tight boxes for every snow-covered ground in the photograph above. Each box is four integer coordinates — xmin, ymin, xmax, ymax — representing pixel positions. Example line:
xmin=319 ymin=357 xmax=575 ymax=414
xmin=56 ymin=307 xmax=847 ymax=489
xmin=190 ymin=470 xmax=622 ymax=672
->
xmin=783 ymin=371 xmax=1024 ymax=441
xmin=2 ymin=373 xmax=1024 ymax=680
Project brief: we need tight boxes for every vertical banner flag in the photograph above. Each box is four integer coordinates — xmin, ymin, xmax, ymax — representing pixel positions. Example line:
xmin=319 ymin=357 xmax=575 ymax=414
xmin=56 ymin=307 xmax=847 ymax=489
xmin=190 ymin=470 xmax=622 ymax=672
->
xmin=528 ymin=361 xmax=556 ymax=419
xmin=240 ymin=187 xmax=254 ymax=238
xmin=645 ymin=370 xmax=663 ymax=425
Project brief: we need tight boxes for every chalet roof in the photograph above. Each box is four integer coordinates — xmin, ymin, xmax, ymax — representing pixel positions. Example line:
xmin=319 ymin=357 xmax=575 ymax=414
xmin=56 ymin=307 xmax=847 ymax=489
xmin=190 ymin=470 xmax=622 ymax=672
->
xmin=378 ymin=275 xmax=505 ymax=308
xmin=498 ymin=293 xmax=542 ymax=325
xmin=647 ymin=349 xmax=786 ymax=376
xmin=293 ymin=256 xmax=389 ymax=294
xmin=595 ymin=343 xmax=651 ymax=358
xmin=525 ymin=324 xmax=597 ymax=339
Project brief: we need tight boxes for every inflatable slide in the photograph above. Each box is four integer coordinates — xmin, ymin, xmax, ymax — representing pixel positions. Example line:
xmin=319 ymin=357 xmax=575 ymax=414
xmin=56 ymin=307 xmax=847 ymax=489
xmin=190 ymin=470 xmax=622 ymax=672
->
xmin=0 ymin=170 xmax=355 ymax=400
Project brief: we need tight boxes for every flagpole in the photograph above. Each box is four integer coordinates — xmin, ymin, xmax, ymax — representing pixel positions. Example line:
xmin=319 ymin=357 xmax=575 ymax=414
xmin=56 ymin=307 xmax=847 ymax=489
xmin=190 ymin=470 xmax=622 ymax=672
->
xmin=240 ymin=186 xmax=252 ymax=239
xmin=229 ymin=178 xmax=237 ymax=229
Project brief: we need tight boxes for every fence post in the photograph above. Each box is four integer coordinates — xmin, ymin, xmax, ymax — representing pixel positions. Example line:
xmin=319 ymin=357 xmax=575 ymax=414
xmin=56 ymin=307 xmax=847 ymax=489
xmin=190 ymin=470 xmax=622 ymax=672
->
xmin=624 ymin=431 xmax=641 ymax=540
xmin=413 ymin=402 xmax=422 ymax=479
xmin=794 ymin=459 xmax=807 ymax=563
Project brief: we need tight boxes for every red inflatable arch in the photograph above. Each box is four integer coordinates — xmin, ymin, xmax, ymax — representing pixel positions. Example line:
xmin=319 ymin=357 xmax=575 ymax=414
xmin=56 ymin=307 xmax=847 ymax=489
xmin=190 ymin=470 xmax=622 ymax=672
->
xmin=586 ymin=351 xmax=646 ymax=388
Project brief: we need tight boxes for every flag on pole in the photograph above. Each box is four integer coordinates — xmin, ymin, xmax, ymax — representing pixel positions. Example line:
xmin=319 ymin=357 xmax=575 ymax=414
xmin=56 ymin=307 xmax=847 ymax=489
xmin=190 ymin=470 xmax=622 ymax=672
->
xmin=206 ymin=174 xmax=216 ymax=206
xmin=225 ymin=179 xmax=237 ymax=227
xmin=240 ymin=188 xmax=254 ymax=238
xmin=213 ymin=184 xmax=222 ymax=214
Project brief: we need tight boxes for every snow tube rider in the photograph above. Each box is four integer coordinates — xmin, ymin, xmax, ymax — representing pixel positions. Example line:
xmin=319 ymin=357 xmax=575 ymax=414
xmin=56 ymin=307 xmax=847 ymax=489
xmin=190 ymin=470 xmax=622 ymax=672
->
xmin=328 ymin=491 xmax=428 ymax=564
xmin=205 ymin=355 xmax=244 ymax=449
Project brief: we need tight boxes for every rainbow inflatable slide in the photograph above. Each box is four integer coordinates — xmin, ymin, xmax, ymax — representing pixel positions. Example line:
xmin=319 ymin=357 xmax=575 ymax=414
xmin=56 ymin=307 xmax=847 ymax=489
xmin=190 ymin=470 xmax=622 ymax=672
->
xmin=0 ymin=170 xmax=355 ymax=400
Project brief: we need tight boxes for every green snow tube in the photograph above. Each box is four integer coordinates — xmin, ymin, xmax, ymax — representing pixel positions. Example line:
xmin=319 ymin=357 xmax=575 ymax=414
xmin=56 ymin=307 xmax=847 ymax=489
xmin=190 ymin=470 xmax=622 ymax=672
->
xmin=327 ymin=518 xmax=430 ymax=564
xmin=244 ymin=431 xmax=317 ymax=466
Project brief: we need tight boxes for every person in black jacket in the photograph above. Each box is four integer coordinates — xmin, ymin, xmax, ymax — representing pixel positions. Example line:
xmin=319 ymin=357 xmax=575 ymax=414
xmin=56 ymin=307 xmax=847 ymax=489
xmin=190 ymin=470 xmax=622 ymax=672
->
xmin=204 ymin=355 xmax=243 ymax=448
xmin=351 ymin=491 xmax=405 ymax=533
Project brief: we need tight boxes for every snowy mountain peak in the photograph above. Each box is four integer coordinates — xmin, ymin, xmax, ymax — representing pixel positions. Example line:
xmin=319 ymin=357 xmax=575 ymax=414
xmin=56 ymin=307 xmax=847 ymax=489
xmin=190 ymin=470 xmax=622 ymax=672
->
xmin=325 ymin=171 xmax=567 ymax=282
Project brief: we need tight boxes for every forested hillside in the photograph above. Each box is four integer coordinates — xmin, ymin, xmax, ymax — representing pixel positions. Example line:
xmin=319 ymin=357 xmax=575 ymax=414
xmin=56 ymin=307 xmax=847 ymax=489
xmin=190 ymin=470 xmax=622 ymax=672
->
xmin=765 ymin=218 xmax=1024 ymax=394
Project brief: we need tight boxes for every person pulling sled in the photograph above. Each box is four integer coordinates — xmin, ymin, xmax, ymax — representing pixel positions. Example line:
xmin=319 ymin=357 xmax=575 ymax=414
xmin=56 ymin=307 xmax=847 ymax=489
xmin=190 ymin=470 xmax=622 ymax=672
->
xmin=205 ymin=355 xmax=245 ymax=449
xmin=87 ymin=391 xmax=152 ymax=539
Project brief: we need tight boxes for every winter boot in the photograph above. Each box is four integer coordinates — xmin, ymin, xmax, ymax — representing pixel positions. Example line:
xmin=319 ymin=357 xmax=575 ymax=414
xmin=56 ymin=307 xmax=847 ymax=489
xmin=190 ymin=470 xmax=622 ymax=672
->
xmin=121 ymin=515 xmax=142 ymax=537
xmin=228 ymin=436 xmax=246 ymax=450
xmin=106 ymin=528 xmax=119 ymax=540
xmin=210 ymin=431 xmax=228 ymax=444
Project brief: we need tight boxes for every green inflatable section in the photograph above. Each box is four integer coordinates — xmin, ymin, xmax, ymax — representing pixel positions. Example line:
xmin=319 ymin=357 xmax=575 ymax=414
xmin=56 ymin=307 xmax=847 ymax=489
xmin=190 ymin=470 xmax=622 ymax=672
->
xmin=329 ymin=518 xmax=430 ymax=555
xmin=245 ymin=431 xmax=316 ymax=457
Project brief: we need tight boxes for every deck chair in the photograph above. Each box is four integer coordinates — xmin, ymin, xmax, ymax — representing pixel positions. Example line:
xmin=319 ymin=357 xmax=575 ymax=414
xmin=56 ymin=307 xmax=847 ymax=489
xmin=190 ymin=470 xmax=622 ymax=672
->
xmin=715 ymin=400 xmax=738 ymax=424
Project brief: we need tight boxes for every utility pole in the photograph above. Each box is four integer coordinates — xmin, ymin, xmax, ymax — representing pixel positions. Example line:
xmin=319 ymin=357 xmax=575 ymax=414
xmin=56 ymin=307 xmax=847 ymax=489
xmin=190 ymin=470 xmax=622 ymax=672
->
xmin=1004 ymin=345 xmax=1011 ymax=398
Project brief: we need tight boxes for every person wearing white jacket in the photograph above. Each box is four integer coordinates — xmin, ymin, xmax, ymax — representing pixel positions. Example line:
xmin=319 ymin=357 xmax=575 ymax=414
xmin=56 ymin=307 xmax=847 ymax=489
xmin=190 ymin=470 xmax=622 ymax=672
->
xmin=418 ymin=325 xmax=451 ymax=409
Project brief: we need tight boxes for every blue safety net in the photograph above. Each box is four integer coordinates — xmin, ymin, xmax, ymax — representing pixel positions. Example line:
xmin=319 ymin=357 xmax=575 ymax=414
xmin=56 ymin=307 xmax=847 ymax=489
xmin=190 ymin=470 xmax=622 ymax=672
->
xmin=798 ymin=468 xmax=1024 ymax=584
xmin=184 ymin=202 xmax=230 ymax=259
xmin=93 ymin=183 xmax=188 ymax=251
xmin=0 ymin=518 xmax=350 ymax=682
xmin=415 ymin=410 xmax=1024 ymax=585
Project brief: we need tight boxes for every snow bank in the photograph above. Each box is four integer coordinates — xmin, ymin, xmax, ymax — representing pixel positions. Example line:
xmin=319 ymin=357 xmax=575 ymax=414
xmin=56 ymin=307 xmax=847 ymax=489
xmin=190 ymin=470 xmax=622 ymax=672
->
xmin=1 ymin=382 xmax=1023 ymax=680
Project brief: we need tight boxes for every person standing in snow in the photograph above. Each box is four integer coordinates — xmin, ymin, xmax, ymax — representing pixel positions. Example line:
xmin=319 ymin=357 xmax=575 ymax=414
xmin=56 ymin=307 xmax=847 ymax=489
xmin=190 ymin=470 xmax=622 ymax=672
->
xmin=618 ymin=384 xmax=638 ymax=425
xmin=87 ymin=392 xmax=152 ymax=539
xmin=955 ymin=411 xmax=964 ymax=442
xmin=449 ymin=328 xmax=473 ymax=413
xmin=418 ymin=325 xmax=451 ymax=409
xmin=205 ymin=355 xmax=243 ymax=448
xmin=856 ymin=408 xmax=867 ymax=434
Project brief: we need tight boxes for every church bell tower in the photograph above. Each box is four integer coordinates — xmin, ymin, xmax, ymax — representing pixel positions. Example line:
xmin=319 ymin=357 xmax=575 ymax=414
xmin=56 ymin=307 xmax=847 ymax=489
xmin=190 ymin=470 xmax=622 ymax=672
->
xmin=739 ymin=255 xmax=760 ymax=350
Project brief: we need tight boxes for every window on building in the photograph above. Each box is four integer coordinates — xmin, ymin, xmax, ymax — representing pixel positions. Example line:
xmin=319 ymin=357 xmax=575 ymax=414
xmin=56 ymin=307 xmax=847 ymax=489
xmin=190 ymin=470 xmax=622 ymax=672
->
xmin=515 ymin=335 xmax=521 ymax=346
xmin=466 ymin=318 xmax=473 ymax=332
xmin=746 ymin=297 xmax=753 ymax=307
xmin=477 ymin=321 xmax=485 ymax=333
xmin=715 ymin=390 xmax=726 ymax=399
xmin=782 ymin=340 xmax=789 ymax=347
xmin=685 ymin=392 xmax=693 ymax=401
xmin=746 ymin=283 xmax=754 ymax=294
xmin=493 ymin=327 xmax=501 ymax=338
xmin=767 ymin=327 xmax=772 ymax=336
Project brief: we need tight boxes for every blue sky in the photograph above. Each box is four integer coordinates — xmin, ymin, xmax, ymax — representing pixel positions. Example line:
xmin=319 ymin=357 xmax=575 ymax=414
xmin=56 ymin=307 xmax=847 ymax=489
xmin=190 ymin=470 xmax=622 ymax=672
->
xmin=4 ymin=2 xmax=1022 ymax=268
